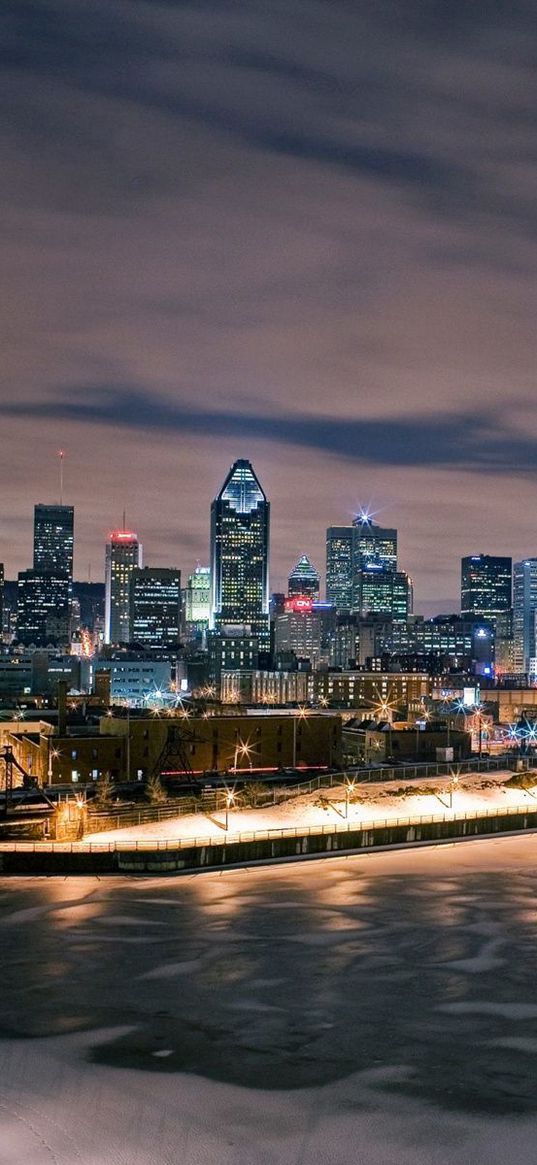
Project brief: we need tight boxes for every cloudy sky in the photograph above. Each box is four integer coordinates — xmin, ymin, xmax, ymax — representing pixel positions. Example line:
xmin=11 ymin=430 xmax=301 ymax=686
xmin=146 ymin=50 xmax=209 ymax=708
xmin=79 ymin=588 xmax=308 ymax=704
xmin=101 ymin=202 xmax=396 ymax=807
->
xmin=2 ymin=0 xmax=536 ymax=610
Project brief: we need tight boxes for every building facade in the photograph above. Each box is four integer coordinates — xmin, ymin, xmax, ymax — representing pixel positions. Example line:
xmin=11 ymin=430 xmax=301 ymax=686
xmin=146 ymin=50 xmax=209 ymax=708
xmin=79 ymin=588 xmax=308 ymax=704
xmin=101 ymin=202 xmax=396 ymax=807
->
xmin=461 ymin=555 xmax=512 ymax=623
xmin=287 ymin=554 xmax=320 ymax=598
xmin=210 ymin=460 xmax=270 ymax=649
xmin=513 ymin=559 xmax=537 ymax=674
xmin=16 ymin=569 xmax=71 ymax=646
xmin=33 ymin=504 xmax=74 ymax=577
xmin=184 ymin=565 xmax=211 ymax=636
xmin=130 ymin=567 xmax=181 ymax=649
xmin=104 ymin=530 xmax=142 ymax=644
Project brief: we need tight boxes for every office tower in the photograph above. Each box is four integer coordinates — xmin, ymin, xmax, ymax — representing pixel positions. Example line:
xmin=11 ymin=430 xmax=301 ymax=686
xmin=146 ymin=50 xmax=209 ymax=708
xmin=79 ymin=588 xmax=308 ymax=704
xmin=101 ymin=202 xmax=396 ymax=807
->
xmin=0 ymin=563 xmax=3 ymax=642
xmin=352 ymin=514 xmax=397 ymax=571
xmin=461 ymin=555 xmax=512 ymax=623
xmin=184 ymin=565 xmax=211 ymax=633
xmin=210 ymin=459 xmax=270 ymax=649
xmin=494 ymin=609 xmax=514 ymax=674
xmin=104 ymin=529 xmax=142 ymax=644
xmin=27 ymin=504 xmax=74 ymax=646
xmin=355 ymin=567 xmax=412 ymax=621
xmin=274 ymin=599 xmax=322 ymax=668
xmin=326 ymin=526 xmax=354 ymax=609
xmin=288 ymin=554 xmax=320 ymax=599
xmin=513 ymin=559 xmax=537 ymax=674
xmin=16 ymin=569 xmax=70 ymax=646
xmin=33 ymin=504 xmax=74 ymax=577
xmin=130 ymin=567 xmax=181 ymax=649
xmin=327 ymin=515 xmax=398 ymax=612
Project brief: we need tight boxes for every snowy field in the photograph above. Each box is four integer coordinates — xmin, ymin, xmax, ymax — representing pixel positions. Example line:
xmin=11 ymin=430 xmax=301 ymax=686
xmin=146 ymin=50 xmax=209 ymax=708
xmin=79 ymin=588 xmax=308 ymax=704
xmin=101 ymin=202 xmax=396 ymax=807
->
xmin=87 ymin=769 xmax=537 ymax=845
xmin=2 ymin=838 xmax=537 ymax=1163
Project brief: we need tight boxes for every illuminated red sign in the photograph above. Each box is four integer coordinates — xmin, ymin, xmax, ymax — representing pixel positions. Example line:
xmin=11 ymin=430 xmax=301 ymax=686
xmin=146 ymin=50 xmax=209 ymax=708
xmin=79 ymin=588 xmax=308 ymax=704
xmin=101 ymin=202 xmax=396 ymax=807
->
xmin=109 ymin=530 xmax=138 ymax=541
xmin=284 ymin=596 xmax=313 ymax=613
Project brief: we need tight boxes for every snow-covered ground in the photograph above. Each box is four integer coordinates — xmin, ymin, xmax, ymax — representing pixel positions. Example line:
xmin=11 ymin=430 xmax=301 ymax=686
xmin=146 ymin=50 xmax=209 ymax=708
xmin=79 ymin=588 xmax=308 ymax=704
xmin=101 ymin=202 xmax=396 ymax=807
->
xmin=87 ymin=770 xmax=537 ymax=845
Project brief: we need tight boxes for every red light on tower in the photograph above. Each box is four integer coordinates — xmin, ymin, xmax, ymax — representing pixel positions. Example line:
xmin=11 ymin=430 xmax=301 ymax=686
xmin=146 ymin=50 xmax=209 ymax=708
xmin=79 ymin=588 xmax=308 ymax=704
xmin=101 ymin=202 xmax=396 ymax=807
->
xmin=109 ymin=529 xmax=137 ymax=542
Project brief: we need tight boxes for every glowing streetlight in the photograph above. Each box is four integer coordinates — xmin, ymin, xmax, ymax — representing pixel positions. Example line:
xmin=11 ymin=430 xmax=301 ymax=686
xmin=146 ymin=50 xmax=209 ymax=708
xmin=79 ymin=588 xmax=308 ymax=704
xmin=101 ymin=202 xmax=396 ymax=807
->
xmin=345 ymin=778 xmax=356 ymax=819
xmin=225 ymin=789 xmax=235 ymax=831
xmin=232 ymin=738 xmax=254 ymax=772
xmin=448 ymin=774 xmax=459 ymax=809
xmin=292 ymin=706 xmax=309 ymax=768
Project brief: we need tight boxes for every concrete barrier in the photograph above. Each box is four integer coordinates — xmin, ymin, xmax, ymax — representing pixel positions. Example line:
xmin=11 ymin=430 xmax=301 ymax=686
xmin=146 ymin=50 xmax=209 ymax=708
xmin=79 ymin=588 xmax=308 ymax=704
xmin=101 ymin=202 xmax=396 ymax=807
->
xmin=1 ymin=807 xmax=537 ymax=875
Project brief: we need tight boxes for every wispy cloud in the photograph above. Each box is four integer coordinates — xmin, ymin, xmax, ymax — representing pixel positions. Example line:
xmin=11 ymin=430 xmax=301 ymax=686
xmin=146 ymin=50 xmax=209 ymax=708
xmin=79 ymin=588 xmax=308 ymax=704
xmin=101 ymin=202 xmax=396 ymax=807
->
xmin=2 ymin=386 xmax=535 ymax=475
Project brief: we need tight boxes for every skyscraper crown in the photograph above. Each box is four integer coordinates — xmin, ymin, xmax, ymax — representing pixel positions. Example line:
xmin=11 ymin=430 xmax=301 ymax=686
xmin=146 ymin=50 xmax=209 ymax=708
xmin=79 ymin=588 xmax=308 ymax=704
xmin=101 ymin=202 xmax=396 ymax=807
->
xmin=219 ymin=459 xmax=266 ymax=513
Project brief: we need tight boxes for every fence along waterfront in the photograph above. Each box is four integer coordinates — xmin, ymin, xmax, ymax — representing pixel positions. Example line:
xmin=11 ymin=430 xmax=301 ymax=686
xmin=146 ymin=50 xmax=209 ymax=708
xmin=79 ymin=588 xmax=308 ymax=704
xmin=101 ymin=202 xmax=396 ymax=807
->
xmin=2 ymin=801 xmax=537 ymax=855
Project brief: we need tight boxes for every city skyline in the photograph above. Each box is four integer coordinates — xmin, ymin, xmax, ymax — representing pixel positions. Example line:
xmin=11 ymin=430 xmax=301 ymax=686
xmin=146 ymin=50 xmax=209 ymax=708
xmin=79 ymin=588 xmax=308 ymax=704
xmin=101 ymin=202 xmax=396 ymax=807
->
xmin=5 ymin=462 xmax=537 ymax=617
xmin=2 ymin=2 xmax=537 ymax=612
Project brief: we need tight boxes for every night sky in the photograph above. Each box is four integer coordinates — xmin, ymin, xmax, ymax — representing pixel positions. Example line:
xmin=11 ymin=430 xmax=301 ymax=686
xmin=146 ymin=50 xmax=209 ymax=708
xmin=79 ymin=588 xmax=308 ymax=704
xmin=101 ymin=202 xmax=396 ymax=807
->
xmin=2 ymin=1 xmax=536 ymax=611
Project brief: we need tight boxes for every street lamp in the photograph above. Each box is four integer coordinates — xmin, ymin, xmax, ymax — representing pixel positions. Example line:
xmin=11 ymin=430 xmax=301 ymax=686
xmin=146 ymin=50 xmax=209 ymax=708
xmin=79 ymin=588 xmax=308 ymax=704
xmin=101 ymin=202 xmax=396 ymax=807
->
xmin=47 ymin=744 xmax=60 ymax=785
xmin=345 ymin=778 xmax=356 ymax=819
xmin=232 ymin=738 xmax=254 ymax=772
xmin=292 ymin=706 xmax=309 ymax=768
xmin=225 ymin=789 xmax=235 ymax=831
xmin=448 ymin=774 xmax=459 ymax=809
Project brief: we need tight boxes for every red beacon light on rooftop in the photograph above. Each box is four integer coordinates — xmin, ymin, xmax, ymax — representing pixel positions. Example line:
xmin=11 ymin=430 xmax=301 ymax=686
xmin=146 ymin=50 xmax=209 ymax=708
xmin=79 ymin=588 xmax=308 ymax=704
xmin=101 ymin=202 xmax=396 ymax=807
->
xmin=109 ymin=529 xmax=138 ymax=541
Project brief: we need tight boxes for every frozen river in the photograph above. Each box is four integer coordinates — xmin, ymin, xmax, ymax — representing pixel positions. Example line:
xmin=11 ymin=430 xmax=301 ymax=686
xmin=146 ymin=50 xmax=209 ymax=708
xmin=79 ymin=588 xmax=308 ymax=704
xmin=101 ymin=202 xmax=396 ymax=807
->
xmin=2 ymin=836 xmax=537 ymax=1163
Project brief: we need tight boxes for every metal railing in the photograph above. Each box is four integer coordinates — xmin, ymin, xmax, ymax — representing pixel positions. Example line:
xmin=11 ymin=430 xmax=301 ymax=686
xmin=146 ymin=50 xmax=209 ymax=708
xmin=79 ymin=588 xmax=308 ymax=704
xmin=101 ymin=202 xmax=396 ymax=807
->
xmin=82 ymin=754 xmax=532 ymax=833
xmin=2 ymin=801 xmax=537 ymax=855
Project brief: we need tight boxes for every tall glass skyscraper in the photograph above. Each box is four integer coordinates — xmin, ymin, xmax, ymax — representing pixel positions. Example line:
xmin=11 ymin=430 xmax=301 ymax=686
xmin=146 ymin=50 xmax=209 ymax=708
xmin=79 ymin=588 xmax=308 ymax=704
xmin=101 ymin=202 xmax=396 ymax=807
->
xmin=130 ymin=567 xmax=181 ymax=649
xmin=105 ymin=529 xmax=142 ymax=644
xmin=326 ymin=515 xmax=398 ymax=613
xmin=33 ymin=504 xmax=74 ymax=577
xmin=17 ymin=503 xmax=75 ymax=645
xmin=210 ymin=460 xmax=270 ymax=649
xmin=326 ymin=527 xmax=354 ymax=610
xmin=513 ymin=559 xmax=537 ymax=674
xmin=461 ymin=555 xmax=512 ymax=623
xmin=352 ymin=514 xmax=397 ymax=571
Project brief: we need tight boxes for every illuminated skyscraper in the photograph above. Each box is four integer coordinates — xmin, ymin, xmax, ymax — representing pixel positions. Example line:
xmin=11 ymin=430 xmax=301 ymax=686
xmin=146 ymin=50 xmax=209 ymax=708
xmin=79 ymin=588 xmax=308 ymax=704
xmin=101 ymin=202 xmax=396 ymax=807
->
xmin=184 ymin=565 xmax=211 ymax=634
xmin=352 ymin=514 xmax=397 ymax=572
xmin=288 ymin=554 xmax=320 ymax=598
xmin=16 ymin=569 xmax=70 ymax=646
xmin=461 ymin=555 xmax=512 ymax=623
xmin=513 ymin=559 xmax=537 ymax=674
xmin=326 ymin=514 xmax=398 ymax=612
xmin=130 ymin=567 xmax=181 ymax=649
xmin=326 ymin=527 xmax=354 ymax=610
xmin=210 ymin=459 xmax=270 ymax=649
xmin=33 ymin=504 xmax=74 ymax=577
xmin=104 ymin=530 xmax=142 ymax=644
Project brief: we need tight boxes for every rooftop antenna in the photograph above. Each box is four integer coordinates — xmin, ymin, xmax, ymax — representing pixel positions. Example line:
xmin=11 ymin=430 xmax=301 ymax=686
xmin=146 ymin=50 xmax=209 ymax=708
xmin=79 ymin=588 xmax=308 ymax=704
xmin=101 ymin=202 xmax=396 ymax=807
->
xmin=122 ymin=507 xmax=126 ymax=531
xmin=58 ymin=449 xmax=65 ymax=505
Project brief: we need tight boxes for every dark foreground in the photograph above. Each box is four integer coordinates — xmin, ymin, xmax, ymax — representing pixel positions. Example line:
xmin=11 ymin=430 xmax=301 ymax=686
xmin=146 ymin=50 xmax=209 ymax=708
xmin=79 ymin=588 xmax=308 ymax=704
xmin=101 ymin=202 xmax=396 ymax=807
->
xmin=2 ymin=837 xmax=537 ymax=1163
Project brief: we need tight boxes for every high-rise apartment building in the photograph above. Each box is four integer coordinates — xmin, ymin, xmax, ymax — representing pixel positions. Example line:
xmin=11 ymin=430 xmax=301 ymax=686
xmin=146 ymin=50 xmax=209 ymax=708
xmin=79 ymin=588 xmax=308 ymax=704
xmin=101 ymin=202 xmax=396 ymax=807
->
xmin=210 ymin=459 xmax=270 ymax=649
xmin=104 ymin=530 xmax=142 ymax=644
xmin=513 ymin=559 xmax=537 ymax=674
xmin=461 ymin=555 xmax=512 ymax=623
xmin=33 ymin=504 xmax=74 ymax=577
xmin=130 ymin=567 xmax=181 ymax=649
xmin=288 ymin=554 xmax=320 ymax=599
